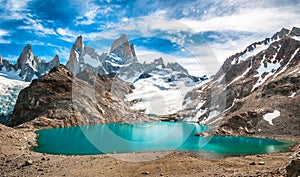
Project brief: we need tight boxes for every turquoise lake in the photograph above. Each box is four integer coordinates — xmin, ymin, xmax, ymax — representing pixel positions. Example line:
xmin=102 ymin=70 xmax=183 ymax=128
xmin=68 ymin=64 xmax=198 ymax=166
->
xmin=34 ymin=122 xmax=292 ymax=156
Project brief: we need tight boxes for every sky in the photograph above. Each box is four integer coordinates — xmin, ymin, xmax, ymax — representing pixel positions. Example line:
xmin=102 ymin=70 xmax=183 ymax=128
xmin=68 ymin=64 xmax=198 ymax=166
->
xmin=0 ymin=0 xmax=300 ymax=76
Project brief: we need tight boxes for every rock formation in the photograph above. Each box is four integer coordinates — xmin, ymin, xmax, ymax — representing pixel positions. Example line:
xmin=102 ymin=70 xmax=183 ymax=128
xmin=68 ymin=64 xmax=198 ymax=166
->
xmin=9 ymin=65 xmax=151 ymax=128
xmin=66 ymin=35 xmax=84 ymax=74
xmin=178 ymin=27 xmax=300 ymax=137
xmin=110 ymin=34 xmax=136 ymax=62
xmin=0 ymin=45 xmax=60 ymax=81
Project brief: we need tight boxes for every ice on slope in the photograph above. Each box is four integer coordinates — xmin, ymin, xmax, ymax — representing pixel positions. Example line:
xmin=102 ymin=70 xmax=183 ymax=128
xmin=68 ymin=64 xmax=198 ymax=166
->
xmin=228 ymin=59 xmax=253 ymax=86
xmin=231 ymin=43 xmax=270 ymax=65
xmin=251 ymin=53 xmax=281 ymax=92
xmin=273 ymin=48 xmax=300 ymax=78
xmin=126 ymin=70 xmax=200 ymax=116
xmin=0 ymin=69 xmax=29 ymax=115
xmin=292 ymin=36 xmax=300 ymax=41
xmin=263 ymin=110 xmax=280 ymax=125
xmin=200 ymin=110 xmax=220 ymax=124
xmin=83 ymin=54 xmax=101 ymax=67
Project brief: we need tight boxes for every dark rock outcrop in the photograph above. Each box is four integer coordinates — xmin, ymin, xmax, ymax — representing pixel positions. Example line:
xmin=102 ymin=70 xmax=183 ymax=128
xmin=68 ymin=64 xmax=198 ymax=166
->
xmin=9 ymin=65 xmax=151 ymax=128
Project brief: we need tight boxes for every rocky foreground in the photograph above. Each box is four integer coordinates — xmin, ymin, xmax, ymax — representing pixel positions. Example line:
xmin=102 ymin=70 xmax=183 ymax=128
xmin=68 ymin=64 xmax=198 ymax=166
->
xmin=0 ymin=124 xmax=299 ymax=177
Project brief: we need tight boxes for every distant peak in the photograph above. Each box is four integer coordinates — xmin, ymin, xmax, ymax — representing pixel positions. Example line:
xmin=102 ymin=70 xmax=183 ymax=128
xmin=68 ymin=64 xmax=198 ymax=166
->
xmin=74 ymin=35 xmax=84 ymax=50
xmin=51 ymin=54 xmax=60 ymax=62
xmin=290 ymin=27 xmax=300 ymax=36
xmin=110 ymin=34 xmax=136 ymax=61
xmin=271 ymin=28 xmax=290 ymax=40
xmin=22 ymin=44 xmax=32 ymax=52
xmin=120 ymin=34 xmax=128 ymax=40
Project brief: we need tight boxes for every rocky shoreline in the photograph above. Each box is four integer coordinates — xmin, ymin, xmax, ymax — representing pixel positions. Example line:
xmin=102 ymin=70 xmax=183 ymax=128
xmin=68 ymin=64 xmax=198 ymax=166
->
xmin=1 ymin=124 xmax=299 ymax=177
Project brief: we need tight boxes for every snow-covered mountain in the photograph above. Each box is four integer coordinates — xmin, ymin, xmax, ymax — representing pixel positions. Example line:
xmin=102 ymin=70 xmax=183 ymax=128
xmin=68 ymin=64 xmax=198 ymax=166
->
xmin=0 ymin=46 xmax=60 ymax=121
xmin=66 ymin=34 xmax=207 ymax=115
xmin=176 ymin=27 xmax=300 ymax=137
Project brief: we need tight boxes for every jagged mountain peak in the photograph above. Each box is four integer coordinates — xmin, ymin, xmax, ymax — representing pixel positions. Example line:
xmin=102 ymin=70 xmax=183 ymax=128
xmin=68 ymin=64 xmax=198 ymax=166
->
xmin=110 ymin=34 xmax=136 ymax=61
xmin=271 ymin=27 xmax=290 ymax=40
xmin=0 ymin=44 xmax=60 ymax=82
xmin=179 ymin=27 xmax=300 ymax=137
xmin=290 ymin=27 xmax=300 ymax=36
xmin=66 ymin=35 xmax=85 ymax=74
xmin=74 ymin=35 xmax=84 ymax=51
xmin=216 ymin=27 xmax=300 ymax=78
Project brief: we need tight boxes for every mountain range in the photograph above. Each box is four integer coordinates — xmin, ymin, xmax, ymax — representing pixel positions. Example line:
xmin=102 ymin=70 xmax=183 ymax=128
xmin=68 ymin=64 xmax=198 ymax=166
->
xmin=2 ymin=33 xmax=204 ymax=127
xmin=1 ymin=28 xmax=299 ymax=135
xmin=0 ymin=45 xmax=60 ymax=123
xmin=0 ymin=27 xmax=300 ymax=175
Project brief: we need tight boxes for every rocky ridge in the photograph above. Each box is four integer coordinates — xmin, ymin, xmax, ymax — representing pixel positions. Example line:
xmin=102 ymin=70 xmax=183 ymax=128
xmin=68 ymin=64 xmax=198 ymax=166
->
xmin=9 ymin=65 xmax=152 ymax=128
xmin=8 ymin=34 xmax=204 ymax=127
xmin=1 ymin=45 xmax=60 ymax=82
xmin=175 ymin=27 xmax=300 ymax=137
xmin=0 ymin=46 xmax=60 ymax=121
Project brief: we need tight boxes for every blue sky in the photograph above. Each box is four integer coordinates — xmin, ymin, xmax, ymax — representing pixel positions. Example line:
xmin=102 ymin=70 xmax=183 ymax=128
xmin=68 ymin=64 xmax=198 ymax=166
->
xmin=0 ymin=0 xmax=300 ymax=75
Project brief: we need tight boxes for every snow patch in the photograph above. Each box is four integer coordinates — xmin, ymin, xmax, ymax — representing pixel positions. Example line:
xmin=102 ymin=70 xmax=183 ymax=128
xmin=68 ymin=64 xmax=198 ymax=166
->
xmin=196 ymin=100 xmax=206 ymax=110
xmin=83 ymin=54 xmax=101 ymax=67
xmin=288 ymin=68 xmax=299 ymax=75
xmin=251 ymin=54 xmax=281 ymax=92
xmin=200 ymin=110 xmax=220 ymax=124
xmin=288 ymin=91 xmax=299 ymax=98
xmin=263 ymin=110 xmax=280 ymax=125
xmin=292 ymin=36 xmax=300 ymax=41
xmin=184 ymin=108 xmax=207 ymax=122
xmin=224 ymin=98 xmax=240 ymax=112
xmin=0 ymin=75 xmax=29 ymax=115
xmin=273 ymin=48 xmax=300 ymax=78
xmin=126 ymin=69 xmax=200 ymax=115
xmin=231 ymin=43 xmax=270 ymax=65
xmin=228 ymin=59 xmax=253 ymax=86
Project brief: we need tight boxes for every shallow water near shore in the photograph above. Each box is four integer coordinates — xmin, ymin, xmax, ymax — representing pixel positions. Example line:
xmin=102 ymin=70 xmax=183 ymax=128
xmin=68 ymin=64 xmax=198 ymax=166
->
xmin=34 ymin=122 xmax=292 ymax=156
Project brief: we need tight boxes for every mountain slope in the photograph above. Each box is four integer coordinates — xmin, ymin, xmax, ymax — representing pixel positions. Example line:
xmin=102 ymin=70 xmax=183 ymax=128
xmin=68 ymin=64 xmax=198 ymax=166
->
xmin=65 ymin=34 xmax=206 ymax=116
xmin=0 ymin=46 xmax=60 ymax=120
xmin=9 ymin=65 xmax=151 ymax=128
xmin=179 ymin=27 xmax=300 ymax=137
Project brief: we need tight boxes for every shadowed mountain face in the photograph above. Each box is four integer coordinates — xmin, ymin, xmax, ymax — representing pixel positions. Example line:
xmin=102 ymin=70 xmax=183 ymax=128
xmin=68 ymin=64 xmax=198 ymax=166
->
xmin=176 ymin=27 xmax=300 ymax=137
xmin=0 ymin=45 xmax=60 ymax=121
xmin=9 ymin=65 xmax=151 ymax=128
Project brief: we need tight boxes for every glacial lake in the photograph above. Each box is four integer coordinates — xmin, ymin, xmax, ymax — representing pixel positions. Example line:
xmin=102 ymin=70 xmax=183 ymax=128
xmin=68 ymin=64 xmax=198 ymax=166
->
xmin=34 ymin=122 xmax=292 ymax=156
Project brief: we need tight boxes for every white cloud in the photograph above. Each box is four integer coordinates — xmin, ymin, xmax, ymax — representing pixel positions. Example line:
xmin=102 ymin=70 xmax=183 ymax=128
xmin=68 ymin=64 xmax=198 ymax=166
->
xmin=0 ymin=0 xmax=30 ymax=20
xmin=73 ymin=0 xmax=113 ymax=26
xmin=179 ymin=7 xmax=300 ymax=33
xmin=56 ymin=28 xmax=69 ymax=36
xmin=0 ymin=29 xmax=9 ymax=36
xmin=19 ymin=17 xmax=56 ymax=36
xmin=0 ymin=29 xmax=11 ymax=44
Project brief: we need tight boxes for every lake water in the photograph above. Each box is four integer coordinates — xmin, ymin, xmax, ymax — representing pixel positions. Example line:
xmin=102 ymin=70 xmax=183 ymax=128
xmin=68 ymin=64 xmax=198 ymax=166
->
xmin=34 ymin=122 xmax=292 ymax=156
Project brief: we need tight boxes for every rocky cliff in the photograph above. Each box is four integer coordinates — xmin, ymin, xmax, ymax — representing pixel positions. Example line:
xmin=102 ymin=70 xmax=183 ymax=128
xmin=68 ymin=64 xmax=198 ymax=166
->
xmin=9 ymin=65 xmax=152 ymax=128
xmin=178 ymin=27 xmax=300 ymax=137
